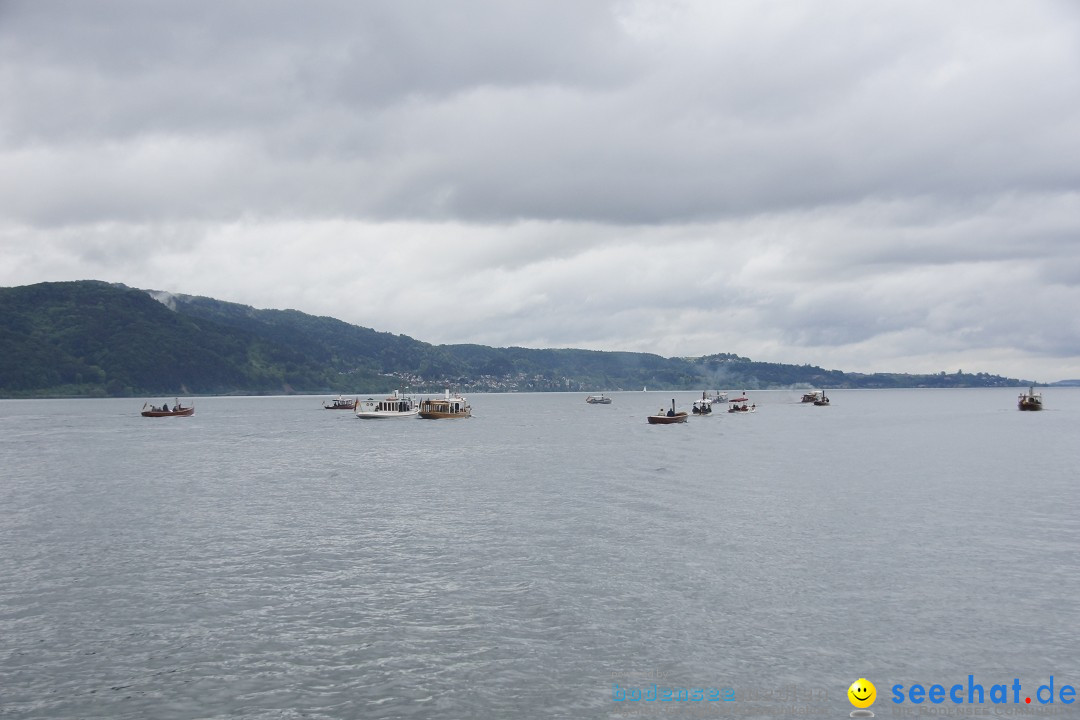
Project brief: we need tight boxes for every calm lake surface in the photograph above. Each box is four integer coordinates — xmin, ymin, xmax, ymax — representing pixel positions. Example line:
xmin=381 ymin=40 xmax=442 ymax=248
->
xmin=2 ymin=389 xmax=1079 ymax=719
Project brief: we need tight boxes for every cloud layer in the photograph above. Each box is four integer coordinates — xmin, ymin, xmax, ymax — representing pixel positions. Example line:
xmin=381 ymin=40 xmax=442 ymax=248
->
xmin=2 ymin=0 xmax=1079 ymax=380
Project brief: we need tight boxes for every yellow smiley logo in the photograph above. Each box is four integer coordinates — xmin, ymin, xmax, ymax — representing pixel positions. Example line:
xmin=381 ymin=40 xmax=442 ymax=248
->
xmin=848 ymin=678 xmax=876 ymax=708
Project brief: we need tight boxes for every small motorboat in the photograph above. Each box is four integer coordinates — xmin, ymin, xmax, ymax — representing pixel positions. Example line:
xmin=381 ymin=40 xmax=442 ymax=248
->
xmin=585 ymin=394 xmax=612 ymax=404
xmin=323 ymin=395 xmax=357 ymax=410
xmin=141 ymin=400 xmax=194 ymax=417
xmin=691 ymin=391 xmax=713 ymax=415
xmin=1018 ymin=386 xmax=1043 ymax=411
xmin=727 ymin=402 xmax=756 ymax=413
xmin=648 ymin=399 xmax=688 ymax=424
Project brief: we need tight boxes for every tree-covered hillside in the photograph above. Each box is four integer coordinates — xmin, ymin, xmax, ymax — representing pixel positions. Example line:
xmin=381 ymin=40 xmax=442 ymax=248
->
xmin=0 ymin=280 xmax=1033 ymax=397
xmin=0 ymin=282 xmax=383 ymax=396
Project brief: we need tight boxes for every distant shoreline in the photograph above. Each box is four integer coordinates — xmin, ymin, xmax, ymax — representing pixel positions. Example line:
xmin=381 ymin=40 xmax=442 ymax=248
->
xmin=0 ymin=281 xmax=1046 ymax=399
xmin=2 ymin=385 xmax=1062 ymax=401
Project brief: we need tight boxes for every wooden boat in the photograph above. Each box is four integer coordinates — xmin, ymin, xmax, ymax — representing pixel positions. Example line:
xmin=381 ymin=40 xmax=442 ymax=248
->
xmin=801 ymin=391 xmax=822 ymax=403
xmin=141 ymin=400 xmax=194 ymax=417
xmin=585 ymin=394 xmax=612 ymax=404
xmin=813 ymin=392 xmax=830 ymax=406
xmin=1018 ymin=386 xmax=1043 ymax=411
xmin=648 ymin=399 xmax=688 ymax=424
xmin=355 ymin=390 xmax=419 ymax=419
xmin=323 ymin=395 xmax=357 ymax=410
xmin=727 ymin=402 xmax=756 ymax=413
xmin=418 ymin=390 xmax=471 ymax=419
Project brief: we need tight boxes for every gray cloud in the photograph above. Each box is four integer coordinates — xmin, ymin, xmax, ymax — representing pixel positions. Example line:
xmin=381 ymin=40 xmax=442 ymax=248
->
xmin=5 ymin=0 xmax=1078 ymax=225
xmin=1 ymin=0 xmax=1079 ymax=380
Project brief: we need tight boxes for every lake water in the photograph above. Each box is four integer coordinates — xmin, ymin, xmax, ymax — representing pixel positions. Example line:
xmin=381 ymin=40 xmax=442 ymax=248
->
xmin=2 ymin=389 xmax=1078 ymax=719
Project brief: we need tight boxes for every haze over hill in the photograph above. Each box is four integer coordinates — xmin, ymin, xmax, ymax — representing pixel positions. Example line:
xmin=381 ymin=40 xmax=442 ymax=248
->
xmin=0 ymin=281 xmax=1034 ymax=398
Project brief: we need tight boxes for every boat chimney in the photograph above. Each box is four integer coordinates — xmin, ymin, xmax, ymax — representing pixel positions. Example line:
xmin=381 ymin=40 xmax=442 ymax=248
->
xmin=445 ymin=389 xmax=450 ymax=400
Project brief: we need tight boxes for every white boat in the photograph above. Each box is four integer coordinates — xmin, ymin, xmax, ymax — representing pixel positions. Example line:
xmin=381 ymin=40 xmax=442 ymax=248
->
xmin=354 ymin=390 xmax=419 ymax=419
xmin=585 ymin=394 xmax=612 ymax=404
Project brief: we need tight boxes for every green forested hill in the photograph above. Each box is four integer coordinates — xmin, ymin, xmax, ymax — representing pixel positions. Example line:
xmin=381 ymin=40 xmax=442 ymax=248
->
xmin=0 ymin=280 xmax=1031 ymax=397
xmin=0 ymin=281 xmax=384 ymax=396
xmin=168 ymin=293 xmax=467 ymax=382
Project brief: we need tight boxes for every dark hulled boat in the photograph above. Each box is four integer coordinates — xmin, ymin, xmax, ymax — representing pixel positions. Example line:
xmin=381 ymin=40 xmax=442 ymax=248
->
xmin=141 ymin=401 xmax=194 ymax=417
xmin=323 ymin=396 xmax=357 ymax=410
xmin=1018 ymin=386 xmax=1043 ymax=411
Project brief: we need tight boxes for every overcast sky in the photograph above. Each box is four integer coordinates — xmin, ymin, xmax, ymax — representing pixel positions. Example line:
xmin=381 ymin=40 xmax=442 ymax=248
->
xmin=2 ymin=1 xmax=1079 ymax=381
